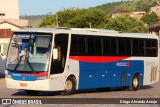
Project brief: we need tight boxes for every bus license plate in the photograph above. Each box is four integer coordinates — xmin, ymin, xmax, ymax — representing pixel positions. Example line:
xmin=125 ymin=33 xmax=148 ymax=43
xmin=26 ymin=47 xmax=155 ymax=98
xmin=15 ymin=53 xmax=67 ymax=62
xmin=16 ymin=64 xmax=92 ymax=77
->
xmin=20 ymin=83 xmax=27 ymax=87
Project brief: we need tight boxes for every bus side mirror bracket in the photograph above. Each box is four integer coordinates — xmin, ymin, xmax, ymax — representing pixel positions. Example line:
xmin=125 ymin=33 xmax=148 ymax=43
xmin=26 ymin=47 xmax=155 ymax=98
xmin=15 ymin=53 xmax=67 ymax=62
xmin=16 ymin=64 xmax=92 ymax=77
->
xmin=53 ymin=48 xmax=58 ymax=60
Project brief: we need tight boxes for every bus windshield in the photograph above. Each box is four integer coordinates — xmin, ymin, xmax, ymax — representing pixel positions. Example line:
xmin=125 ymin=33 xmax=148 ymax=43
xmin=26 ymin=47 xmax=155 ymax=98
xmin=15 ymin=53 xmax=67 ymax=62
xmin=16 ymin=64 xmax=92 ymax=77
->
xmin=6 ymin=33 xmax=52 ymax=72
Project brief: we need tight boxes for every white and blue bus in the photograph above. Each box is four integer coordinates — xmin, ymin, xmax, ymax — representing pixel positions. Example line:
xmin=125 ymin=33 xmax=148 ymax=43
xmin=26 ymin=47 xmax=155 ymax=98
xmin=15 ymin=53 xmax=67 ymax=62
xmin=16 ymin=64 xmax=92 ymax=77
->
xmin=5 ymin=28 xmax=159 ymax=95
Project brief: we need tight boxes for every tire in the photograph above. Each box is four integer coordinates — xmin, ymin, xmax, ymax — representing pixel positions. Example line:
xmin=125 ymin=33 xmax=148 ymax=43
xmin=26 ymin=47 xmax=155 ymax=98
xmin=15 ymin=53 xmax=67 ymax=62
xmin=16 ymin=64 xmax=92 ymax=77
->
xmin=60 ymin=77 xmax=76 ymax=95
xmin=128 ymin=74 xmax=140 ymax=91
xmin=25 ymin=90 xmax=40 ymax=96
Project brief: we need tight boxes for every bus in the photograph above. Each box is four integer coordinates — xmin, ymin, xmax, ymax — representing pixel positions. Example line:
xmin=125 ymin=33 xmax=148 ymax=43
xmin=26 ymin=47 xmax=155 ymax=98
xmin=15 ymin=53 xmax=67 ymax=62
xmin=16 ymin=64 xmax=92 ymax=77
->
xmin=5 ymin=28 xmax=159 ymax=95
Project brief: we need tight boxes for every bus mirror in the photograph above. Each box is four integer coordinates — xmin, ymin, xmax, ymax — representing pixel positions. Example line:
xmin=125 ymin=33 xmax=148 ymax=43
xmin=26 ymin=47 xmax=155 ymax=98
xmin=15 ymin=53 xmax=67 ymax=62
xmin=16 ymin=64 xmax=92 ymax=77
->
xmin=53 ymin=48 xmax=58 ymax=60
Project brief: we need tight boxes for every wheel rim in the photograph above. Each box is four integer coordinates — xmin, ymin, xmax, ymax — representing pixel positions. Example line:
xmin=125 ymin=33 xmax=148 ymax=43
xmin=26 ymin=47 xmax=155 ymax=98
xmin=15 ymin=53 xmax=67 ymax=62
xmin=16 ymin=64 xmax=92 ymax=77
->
xmin=65 ymin=80 xmax=73 ymax=92
xmin=133 ymin=77 xmax=138 ymax=88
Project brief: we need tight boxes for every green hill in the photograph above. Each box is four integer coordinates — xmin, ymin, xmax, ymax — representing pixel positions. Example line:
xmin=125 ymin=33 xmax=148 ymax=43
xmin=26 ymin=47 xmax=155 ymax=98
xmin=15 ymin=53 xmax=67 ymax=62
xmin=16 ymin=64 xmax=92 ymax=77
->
xmin=96 ymin=0 xmax=157 ymax=14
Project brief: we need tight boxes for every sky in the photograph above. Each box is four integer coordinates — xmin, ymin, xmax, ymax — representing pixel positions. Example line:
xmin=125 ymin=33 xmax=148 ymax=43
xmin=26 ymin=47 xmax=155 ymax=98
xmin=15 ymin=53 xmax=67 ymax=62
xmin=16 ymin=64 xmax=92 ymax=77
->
xmin=19 ymin=0 xmax=123 ymax=15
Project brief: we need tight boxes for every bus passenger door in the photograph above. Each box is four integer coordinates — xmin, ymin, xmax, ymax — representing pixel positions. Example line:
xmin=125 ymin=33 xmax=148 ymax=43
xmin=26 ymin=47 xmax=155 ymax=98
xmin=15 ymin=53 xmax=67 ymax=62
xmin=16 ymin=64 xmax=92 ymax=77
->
xmin=49 ymin=34 xmax=69 ymax=90
xmin=50 ymin=34 xmax=68 ymax=75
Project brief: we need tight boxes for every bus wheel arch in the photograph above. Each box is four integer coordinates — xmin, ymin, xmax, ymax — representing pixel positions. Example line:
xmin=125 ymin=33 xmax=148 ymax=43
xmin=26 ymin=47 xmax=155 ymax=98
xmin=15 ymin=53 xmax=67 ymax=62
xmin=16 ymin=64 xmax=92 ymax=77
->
xmin=60 ymin=75 xmax=76 ymax=95
xmin=129 ymin=73 xmax=140 ymax=91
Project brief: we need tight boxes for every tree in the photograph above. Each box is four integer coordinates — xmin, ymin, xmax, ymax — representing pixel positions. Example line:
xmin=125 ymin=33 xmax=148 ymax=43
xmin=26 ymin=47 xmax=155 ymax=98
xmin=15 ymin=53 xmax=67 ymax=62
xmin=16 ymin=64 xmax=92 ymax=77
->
xmin=38 ymin=8 xmax=109 ymax=28
xmin=140 ymin=12 xmax=159 ymax=25
xmin=104 ymin=15 xmax=148 ymax=33
xmin=38 ymin=15 xmax=56 ymax=28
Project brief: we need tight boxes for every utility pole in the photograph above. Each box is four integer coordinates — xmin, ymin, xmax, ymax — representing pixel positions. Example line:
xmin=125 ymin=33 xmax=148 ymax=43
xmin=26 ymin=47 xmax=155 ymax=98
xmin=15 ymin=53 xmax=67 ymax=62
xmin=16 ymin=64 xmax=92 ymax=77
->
xmin=89 ymin=22 xmax=92 ymax=28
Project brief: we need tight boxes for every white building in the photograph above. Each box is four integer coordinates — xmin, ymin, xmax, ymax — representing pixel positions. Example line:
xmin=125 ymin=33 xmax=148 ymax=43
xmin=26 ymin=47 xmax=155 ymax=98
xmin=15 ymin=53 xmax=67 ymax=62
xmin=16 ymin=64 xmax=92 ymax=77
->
xmin=112 ymin=12 xmax=146 ymax=20
xmin=0 ymin=0 xmax=28 ymax=58
xmin=0 ymin=0 xmax=19 ymax=19
xmin=0 ymin=0 xmax=28 ymax=31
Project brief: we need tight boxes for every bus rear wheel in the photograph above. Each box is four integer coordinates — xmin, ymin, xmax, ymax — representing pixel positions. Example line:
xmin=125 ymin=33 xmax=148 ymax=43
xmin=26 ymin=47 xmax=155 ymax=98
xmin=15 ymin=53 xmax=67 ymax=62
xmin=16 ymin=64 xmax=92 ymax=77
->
xmin=128 ymin=74 xmax=140 ymax=91
xmin=60 ymin=77 xmax=75 ymax=95
xmin=25 ymin=90 xmax=40 ymax=96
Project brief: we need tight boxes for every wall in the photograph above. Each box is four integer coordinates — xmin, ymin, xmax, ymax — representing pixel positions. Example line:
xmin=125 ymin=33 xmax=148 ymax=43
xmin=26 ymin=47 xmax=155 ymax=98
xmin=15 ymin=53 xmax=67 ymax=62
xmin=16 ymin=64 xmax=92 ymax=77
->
xmin=0 ymin=0 xmax=19 ymax=19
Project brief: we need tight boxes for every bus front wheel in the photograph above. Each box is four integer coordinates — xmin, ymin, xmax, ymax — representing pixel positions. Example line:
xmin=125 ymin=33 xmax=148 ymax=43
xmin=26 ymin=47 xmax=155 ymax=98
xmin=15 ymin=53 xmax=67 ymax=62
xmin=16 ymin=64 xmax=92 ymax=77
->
xmin=60 ymin=77 xmax=76 ymax=95
xmin=25 ymin=90 xmax=40 ymax=96
xmin=129 ymin=74 xmax=140 ymax=91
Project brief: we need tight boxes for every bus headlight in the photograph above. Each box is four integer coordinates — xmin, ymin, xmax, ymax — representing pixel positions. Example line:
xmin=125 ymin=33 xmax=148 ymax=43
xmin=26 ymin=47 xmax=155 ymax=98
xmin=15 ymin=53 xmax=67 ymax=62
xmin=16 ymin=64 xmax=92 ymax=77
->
xmin=37 ymin=76 xmax=48 ymax=80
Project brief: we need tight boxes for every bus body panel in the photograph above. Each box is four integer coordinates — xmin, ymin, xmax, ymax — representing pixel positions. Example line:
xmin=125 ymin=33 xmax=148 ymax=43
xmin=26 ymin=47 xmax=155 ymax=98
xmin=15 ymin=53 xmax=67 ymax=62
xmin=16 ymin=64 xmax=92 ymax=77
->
xmin=64 ymin=58 xmax=80 ymax=90
xmin=143 ymin=58 xmax=159 ymax=85
xmin=70 ymin=57 xmax=144 ymax=89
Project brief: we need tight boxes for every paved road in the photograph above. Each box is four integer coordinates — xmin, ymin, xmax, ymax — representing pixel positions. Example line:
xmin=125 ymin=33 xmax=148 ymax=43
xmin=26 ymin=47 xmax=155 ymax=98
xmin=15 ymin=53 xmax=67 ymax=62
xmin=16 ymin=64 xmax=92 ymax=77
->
xmin=0 ymin=78 xmax=160 ymax=107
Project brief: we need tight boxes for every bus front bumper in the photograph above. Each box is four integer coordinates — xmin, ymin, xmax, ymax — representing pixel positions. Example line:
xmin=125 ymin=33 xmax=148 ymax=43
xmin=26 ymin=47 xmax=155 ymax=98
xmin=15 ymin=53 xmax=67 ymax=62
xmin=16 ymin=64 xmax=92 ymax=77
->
xmin=5 ymin=77 xmax=51 ymax=91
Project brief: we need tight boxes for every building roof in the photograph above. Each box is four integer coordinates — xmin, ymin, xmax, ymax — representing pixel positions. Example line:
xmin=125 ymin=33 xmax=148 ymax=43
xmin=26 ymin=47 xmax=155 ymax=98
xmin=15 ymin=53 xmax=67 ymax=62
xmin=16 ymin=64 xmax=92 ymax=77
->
xmin=0 ymin=20 xmax=28 ymax=28
xmin=149 ymin=23 xmax=160 ymax=31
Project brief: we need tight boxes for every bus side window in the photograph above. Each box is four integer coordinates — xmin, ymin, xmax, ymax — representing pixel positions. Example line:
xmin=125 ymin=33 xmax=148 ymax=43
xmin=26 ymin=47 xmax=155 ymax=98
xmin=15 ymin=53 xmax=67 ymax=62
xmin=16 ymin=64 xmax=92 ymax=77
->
xmin=152 ymin=40 xmax=158 ymax=57
xmin=78 ymin=36 xmax=86 ymax=55
xmin=87 ymin=36 xmax=95 ymax=55
xmin=132 ymin=39 xmax=139 ymax=56
xmin=117 ymin=38 xmax=126 ymax=55
xmin=95 ymin=37 xmax=102 ymax=55
xmin=125 ymin=39 xmax=131 ymax=56
xmin=111 ymin=38 xmax=117 ymax=55
xmin=103 ymin=37 xmax=111 ymax=55
xmin=139 ymin=39 xmax=145 ymax=56
xmin=146 ymin=40 xmax=152 ymax=56
xmin=70 ymin=36 xmax=78 ymax=55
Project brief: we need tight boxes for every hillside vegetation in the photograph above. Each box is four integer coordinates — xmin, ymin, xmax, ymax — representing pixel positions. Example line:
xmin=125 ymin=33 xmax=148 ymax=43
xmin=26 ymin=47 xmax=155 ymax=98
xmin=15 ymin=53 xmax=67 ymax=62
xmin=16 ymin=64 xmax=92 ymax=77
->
xmin=96 ymin=0 xmax=157 ymax=14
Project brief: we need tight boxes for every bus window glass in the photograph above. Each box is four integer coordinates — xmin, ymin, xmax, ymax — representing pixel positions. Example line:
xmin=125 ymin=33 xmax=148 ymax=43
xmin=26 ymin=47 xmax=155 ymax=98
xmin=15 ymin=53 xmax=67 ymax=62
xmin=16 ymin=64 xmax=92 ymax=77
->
xmin=87 ymin=37 xmax=95 ymax=55
xmin=139 ymin=39 xmax=145 ymax=56
xmin=125 ymin=39 xmax=131 ymax=55
xmin=6 ymin=33 xmax=52 ymax=72
xmin=70 ymin=36 xmax=78 ymax=55
xmin=78 ymin=36 xmax=86 ymax=55
xmin=118 ymin=38 xmax=125 ymax=55
xmin=146 ymin=40 xmax=152 ymax=56
xmin=132 ymin=39 xmax=139 ymax=56
xmin=103 ymin=37 xmax=111 ymax=55
xmin=111 ymin=38 xmax=117 ymax=55
xmin=95 ymin=37 xmax=102 ymax=55
xmin=152 ymin=40 xmax=158 ymax=57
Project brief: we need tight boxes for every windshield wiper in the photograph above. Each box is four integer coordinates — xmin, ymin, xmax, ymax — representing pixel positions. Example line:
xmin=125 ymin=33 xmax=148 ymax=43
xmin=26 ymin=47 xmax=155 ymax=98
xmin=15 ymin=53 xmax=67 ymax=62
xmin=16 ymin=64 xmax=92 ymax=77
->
xmin=25 ymin=58 xmax=34 ymax=71
xmin=13 ymin=55 xmax=34 ymax=72
xmin=13 ymin=55 xmax=23 ymax=71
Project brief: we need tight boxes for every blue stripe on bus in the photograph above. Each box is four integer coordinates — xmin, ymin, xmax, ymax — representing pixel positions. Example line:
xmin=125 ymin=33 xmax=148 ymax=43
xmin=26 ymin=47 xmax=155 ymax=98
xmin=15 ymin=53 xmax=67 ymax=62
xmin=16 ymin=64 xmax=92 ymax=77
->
xmin=8 ymin=71 xmax=37 ymax=81
xmin=78 ymin=60 xmax=144 ymax=89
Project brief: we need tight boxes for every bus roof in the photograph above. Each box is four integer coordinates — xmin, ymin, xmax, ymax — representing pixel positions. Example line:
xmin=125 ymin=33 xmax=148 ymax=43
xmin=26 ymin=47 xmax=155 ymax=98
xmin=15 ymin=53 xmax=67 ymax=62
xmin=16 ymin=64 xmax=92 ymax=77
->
xmin=15 ymin=28 xmax=158 ymax=39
